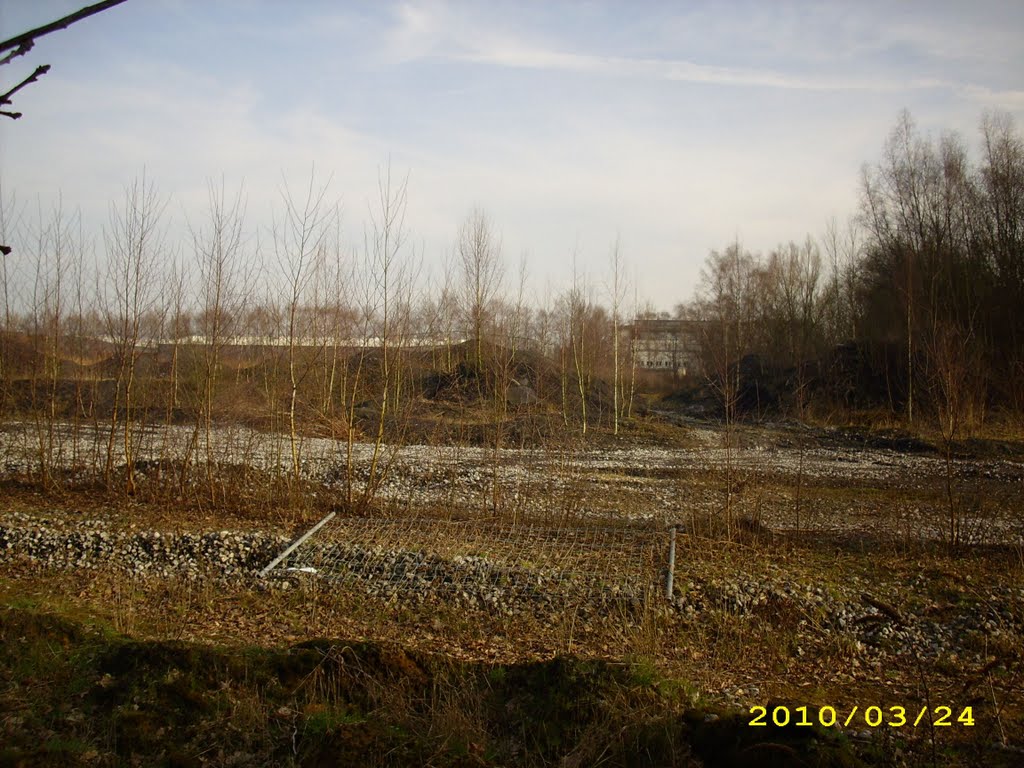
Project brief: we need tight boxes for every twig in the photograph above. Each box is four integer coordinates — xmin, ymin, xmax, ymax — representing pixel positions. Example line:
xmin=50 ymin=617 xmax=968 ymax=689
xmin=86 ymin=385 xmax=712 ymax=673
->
xmin=0 ymin=41 xmax=33 ymax=68
xmin=0 ymin=65 xmax=50 ymax=118
xmin=0 ymin=1 xmax=129 ymax=118
xmin=861 ymin=592 xmax=904 ymax=624
xmin=988 ymin=674 xmax=1006 ymax=746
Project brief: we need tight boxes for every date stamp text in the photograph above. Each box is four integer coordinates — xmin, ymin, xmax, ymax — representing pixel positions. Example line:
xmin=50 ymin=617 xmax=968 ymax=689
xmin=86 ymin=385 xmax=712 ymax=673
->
xmin=748 ymin=705 xmax=975 ymax=729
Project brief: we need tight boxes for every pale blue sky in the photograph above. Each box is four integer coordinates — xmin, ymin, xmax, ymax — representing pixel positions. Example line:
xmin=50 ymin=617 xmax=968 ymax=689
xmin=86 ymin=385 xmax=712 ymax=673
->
xmin=2 ymin=0 xmax=1022 ymax=309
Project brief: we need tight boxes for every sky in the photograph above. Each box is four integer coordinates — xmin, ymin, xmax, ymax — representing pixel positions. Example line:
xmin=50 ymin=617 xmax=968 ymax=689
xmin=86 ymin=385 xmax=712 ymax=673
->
xmin=1 ymin=0 xmax=1023 ymax=311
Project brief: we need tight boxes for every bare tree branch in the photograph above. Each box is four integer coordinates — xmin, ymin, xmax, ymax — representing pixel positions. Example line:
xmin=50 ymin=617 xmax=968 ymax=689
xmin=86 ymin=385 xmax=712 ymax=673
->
xmin=0 ymin=1 xmax=129 ymax=120
xmin=0 ymin=65 xmax=50 ymax=119
xmin=0 ymin=42 xmax=34 ymax=68
xmin=0 ymin=0 xmax=129 ymax=58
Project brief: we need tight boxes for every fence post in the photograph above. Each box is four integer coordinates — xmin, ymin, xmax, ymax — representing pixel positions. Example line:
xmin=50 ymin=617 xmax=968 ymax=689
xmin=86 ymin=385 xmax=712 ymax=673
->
xmin=259 ymin=511 xmax=337 ymax=577
xmin=665 ymin=525 xmax=676 ymax=600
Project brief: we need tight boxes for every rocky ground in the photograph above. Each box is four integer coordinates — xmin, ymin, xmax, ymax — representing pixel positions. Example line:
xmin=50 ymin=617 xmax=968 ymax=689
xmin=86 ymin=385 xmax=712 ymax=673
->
xmin=1 ymin=418 xmax=1022 ymax=764
xmin=1 ymin=507 xmax=1021 ymax=717
xmin=2 ymin=420 xmax=1023 ymax=539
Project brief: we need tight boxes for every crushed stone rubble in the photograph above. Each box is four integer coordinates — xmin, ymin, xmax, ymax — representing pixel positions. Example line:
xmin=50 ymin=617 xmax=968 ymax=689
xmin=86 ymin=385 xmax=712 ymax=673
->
xmin=1 ymin=422 xmax=1022 ymax=683
xmin=673 ymin=573 xmax=1023 ymax=668
xmin=0 ymin=514 xmax=282 ymax=577
xmin=0 ymin=514 xmax=650 ymax=615
xmin=291 ymin=542 xmax=649 ymax=615
xmin=1 ymin=514 xmax=1020 ymax=669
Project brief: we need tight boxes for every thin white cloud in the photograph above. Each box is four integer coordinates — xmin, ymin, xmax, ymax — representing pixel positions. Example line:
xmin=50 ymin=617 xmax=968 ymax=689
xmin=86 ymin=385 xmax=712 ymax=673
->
xmin=381 ymin=1 xmax=1024 ymax=100
xmin=455 ymin=44 xmax=936 ymax=92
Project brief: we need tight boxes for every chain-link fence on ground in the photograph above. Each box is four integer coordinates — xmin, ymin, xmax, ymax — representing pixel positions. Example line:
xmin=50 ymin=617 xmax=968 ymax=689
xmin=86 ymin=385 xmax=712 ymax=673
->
xmin=269 ymin=515 xmax=666 ymax=611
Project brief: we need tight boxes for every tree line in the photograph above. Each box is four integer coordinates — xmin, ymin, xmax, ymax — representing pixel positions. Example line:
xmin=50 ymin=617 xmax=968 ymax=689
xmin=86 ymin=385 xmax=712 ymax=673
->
xmin=0 ymin=167 xmax=641 ymax=502
xmin=0 ymin=109 xmax=1020 ymax=502
xmin=687 ymin=109 xmax=1023 ymax=432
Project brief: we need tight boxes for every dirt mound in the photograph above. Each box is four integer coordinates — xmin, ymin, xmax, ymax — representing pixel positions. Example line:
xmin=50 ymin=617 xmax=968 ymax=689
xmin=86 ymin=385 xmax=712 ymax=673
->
xmin=0 ymin=607 xmax=873 ymax=767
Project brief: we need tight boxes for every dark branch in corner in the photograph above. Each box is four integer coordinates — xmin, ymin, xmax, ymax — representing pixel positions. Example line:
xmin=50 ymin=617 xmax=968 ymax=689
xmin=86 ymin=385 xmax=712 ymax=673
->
xmin=0 ymin=0 xmax=129 ymax=58
xmin=0 ymin=65 xmax=50 ymax=118
xmin=0 ymin=0 xmax=128 ymax=119
xmin=0 ymin=1 xmax=128 ymax=249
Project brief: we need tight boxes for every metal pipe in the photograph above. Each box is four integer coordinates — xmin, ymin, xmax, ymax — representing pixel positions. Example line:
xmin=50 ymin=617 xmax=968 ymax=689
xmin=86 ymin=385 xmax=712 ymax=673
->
xmin=259 ymin=511 xmax=337 ymax=577
xmin=666 ymin=525 xmax=677 ymax=600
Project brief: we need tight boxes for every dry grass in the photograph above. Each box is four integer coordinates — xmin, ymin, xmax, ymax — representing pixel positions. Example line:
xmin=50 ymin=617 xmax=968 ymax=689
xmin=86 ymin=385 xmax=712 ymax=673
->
xmin=1 ymin=413 xmax=1022 ymax=765
xmin=2 ymin=540 xmax=1019 ymax=766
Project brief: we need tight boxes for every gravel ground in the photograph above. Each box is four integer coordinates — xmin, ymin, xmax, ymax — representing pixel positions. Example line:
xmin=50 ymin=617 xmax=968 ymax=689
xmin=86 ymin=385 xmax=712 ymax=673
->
xmin=1 ymin=421 xmax=1021 ymax=544
xmin=2 ymin=417 xmax=1022 ymax=765
xmin=2 ymin=510 xmax=1021 ymax=682
xmin=1 ymin=420 xmax=1022 ymax=689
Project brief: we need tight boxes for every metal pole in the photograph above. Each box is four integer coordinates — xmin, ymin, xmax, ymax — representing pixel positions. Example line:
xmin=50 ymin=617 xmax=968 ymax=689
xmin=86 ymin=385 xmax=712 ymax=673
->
xmin=666 ymin=525 xmax=676 ymax=600
xmin=259 ymin=511 xmax=337 ymax=577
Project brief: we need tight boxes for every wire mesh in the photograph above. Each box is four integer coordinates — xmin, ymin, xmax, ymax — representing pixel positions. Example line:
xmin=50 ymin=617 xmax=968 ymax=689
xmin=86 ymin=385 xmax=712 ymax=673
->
xmin=277 ymin=516 xmax=664 ymax=610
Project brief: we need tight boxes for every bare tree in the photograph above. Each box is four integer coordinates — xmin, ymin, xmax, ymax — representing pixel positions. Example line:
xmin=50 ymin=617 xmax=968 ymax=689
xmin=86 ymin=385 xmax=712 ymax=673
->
xmin=860 ymin=110 xmax=997 ymax=425
xmin=317 ymin=211 xmax=356 ymax=436
xmin=457 ymin=208 xmax=503 ymax=371
xmin=822 ymin=216 xmax=863 ymax=345
xmin=26 ymin=199 xmax=67 ymax=488
xmin=762 ymin=236 xmax=825 ymax=529
xmin=763 ymin=237 xmax=824 ymax=375
xmin=696 ymin=241 xmax=758 ymax=537
xmin=361 ymin=163 xmax=411 ymax=509
xmin=436 ymin=252 xmax=461 ymax=373
xmin=978 ymin=110 xmax=1024 ymax=409
xmin=273 ymin=169 xmax=332 ymax=484
xmin=0 ymin=184 xmax=17 ymax=419
xmin=101 ymin=174 xmax=165 ymax=495
xmin=555 ymin=258 xmax=610 ymax=438
xmin=486 ymin=255 xmax=529 ymax=515
xmin=861 ymin=111 xmax=927 ymax=423
xmin=63 ymin=213 xmax=94 ymax=478
xmin=626 ymin=284 xmax=640 ymax=419
xmin=159 ymin=252 xmax=190 ymax=484
xmin=607 ymin=237 xmax=628 ymax=435
xmin=925 ymin=316 xmax=978 ymax=550
xmin=185 ymin=179 xmax=252 ymax=500
xmin=566 ymin=258 xmax=592 ymax=436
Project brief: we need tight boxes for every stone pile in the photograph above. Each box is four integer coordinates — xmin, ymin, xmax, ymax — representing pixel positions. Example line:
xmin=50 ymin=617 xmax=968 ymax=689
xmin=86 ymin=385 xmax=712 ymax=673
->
xmin=673 ymin=574 xmax=1023 ymax=664
xmin=3 ymin=518 xmax=1020 ymax=670
xmin=0 ymin=519 xmax=650 ymax=615
xmin=0 ymin=521 xmax=284 ymax=578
